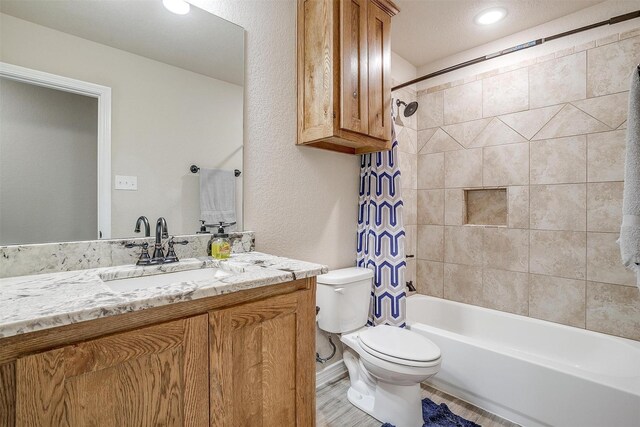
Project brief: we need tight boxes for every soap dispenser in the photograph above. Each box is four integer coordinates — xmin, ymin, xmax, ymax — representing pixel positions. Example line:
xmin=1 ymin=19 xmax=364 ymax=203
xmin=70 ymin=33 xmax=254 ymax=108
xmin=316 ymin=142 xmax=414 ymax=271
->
xmin=208 ymin=222 xmax=232 ymax=259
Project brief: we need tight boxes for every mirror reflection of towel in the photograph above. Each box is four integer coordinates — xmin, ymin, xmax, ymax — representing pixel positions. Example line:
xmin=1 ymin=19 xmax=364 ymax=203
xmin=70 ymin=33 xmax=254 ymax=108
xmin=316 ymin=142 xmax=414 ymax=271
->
xmin=199 ymin=168 xmax=236 ymax=226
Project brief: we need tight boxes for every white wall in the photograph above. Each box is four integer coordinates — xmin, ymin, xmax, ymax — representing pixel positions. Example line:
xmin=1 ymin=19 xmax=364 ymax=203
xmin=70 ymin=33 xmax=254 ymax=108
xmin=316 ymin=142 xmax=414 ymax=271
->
xmin=0 ymin=78 xmax=98 ymax=244
xmin=414 ymin=0 xmax=640 ymax=89
xmin=1 ymin=13 xmax=243 ymax=239
xmin=192 ymin=0 xmax=361 ymax=269
xmin=391 ymin=51 xmax=417 ymax=85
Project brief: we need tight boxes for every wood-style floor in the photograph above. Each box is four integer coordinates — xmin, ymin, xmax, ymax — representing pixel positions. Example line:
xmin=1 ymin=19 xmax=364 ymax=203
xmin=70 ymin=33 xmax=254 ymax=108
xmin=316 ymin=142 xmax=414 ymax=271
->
xmin=317 ymin=376 xmax=520 ymax=427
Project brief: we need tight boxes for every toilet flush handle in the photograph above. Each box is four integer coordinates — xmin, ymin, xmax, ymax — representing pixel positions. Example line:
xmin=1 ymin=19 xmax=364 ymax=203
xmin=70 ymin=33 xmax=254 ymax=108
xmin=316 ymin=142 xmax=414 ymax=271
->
xmin=334 ymin=287 xmax=344 ymax=294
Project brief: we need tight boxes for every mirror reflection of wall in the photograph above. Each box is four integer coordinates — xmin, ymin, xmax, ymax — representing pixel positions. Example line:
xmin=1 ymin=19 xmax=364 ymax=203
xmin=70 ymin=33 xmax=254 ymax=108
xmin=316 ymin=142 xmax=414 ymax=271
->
xmin=0 ymin=78 xmax=98 ymax=245
xmin=0 ymin=0 xmax=244 ymax=245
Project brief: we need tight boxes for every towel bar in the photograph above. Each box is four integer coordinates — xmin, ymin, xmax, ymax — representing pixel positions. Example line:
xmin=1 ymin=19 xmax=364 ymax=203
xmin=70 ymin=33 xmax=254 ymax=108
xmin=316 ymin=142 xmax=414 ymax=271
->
xmin=190 ymin=164 xmax=241 ymax=177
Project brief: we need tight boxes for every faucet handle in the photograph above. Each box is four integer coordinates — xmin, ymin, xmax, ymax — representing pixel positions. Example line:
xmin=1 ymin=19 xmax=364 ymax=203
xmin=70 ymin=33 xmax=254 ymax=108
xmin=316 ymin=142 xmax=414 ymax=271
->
xmin=164 ymin=237 xmax=189 ymax=263
xmin=123 ymin=242 xmax=148 ymax=249
xmin=168 ymin=236 xmax=189 ymax=246
xmin=123 ymin=242 xmax=152 ymax=266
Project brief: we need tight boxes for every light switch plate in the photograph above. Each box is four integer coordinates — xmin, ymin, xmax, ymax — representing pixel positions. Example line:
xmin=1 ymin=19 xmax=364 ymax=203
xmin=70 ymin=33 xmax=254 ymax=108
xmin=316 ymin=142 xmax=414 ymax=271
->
xmin=115 ymin=175 xmax=138 ymax=190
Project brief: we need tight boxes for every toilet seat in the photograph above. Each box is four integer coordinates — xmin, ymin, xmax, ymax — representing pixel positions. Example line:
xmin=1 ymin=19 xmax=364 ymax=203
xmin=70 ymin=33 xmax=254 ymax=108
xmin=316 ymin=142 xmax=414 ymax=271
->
xmin=358 ymin=325 xmax=441 ymax=367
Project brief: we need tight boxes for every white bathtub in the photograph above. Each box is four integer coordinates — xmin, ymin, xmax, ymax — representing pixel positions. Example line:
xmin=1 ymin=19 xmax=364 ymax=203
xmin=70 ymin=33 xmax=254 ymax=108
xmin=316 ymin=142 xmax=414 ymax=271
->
xmin=406 ymin=295 xmax=640 ymax=427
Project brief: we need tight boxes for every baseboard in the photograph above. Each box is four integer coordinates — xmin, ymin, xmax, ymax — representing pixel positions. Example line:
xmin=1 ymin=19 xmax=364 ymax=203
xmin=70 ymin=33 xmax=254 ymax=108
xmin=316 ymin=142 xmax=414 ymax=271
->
xmin=315 ymin=359 xmax=347 ymax=390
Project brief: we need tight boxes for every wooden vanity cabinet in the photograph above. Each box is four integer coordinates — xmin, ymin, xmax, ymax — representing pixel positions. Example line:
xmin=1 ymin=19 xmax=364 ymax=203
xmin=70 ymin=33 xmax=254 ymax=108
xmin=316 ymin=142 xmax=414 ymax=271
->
xmin=14 ymin=316 xmax=209 ymax=426
xmin=209 ymin=288 xmax=315 ymax=426
xmin=297 ymin=0 xmax=398 ymax=155
xmin=0 ymin=278 xmax=316 ymax=427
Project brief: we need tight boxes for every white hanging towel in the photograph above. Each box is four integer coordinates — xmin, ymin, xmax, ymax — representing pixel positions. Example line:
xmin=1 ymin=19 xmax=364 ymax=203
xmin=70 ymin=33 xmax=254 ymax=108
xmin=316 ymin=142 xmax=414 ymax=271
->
xmin=620 ymin=68 xmax=640 ymax=290
xmin=199 ymin=168 xmax=236 ymax=226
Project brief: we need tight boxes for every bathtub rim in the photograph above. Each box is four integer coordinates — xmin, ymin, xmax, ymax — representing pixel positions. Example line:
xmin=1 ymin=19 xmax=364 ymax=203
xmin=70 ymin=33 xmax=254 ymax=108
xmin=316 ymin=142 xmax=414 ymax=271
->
xmin=406 ymin=294 xmax=640 ymax=396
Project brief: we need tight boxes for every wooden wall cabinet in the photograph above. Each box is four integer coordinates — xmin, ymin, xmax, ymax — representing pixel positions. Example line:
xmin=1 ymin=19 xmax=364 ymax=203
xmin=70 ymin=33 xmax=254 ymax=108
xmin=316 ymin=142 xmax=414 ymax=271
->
xmin=297 ymin=0 xmax=399 ymax=155
xmin=0 ymin=278 xmax=316 ymax=427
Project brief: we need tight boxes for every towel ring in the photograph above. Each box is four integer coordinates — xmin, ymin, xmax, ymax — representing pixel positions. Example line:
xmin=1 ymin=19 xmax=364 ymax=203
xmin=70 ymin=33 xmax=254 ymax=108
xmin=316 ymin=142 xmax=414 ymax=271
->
xmin=190 ymin=164 xmax=241 ymax=177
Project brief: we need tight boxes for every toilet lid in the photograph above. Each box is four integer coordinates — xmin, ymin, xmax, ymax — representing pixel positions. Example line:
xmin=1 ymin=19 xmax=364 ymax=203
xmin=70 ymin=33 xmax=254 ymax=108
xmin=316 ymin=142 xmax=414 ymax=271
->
xmin=359 ymin=325 xmax=440 ymax=365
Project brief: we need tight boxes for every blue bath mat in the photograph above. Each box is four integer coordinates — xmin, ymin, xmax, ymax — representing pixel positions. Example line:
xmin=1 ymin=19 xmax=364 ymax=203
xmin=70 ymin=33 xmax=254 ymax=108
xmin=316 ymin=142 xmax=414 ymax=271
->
xmin=381 ymin=397 xmax=481 ymax=427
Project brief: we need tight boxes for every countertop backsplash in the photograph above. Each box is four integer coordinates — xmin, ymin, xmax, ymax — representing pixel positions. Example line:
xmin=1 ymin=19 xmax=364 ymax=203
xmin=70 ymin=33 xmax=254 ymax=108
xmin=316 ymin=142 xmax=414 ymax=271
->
xmin=0 ymin=232 xmax=255 ymax=278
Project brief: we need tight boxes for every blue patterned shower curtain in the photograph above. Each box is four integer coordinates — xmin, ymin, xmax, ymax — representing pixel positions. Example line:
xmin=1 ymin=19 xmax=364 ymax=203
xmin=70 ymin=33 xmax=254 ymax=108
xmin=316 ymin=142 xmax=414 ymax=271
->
xmin=357 ymin=117 xmax=406 ymax=327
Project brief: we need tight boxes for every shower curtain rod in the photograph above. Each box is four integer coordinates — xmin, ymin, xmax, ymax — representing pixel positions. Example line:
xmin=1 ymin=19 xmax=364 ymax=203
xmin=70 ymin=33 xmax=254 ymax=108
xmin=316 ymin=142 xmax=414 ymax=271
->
xmin=392 ymin=10 xmax=640 ymax=91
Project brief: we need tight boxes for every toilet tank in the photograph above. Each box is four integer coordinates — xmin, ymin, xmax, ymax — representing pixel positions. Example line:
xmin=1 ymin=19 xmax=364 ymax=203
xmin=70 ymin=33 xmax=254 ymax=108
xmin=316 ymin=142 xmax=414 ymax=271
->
xmin=316 ymin=267 xmax=374 ymax=333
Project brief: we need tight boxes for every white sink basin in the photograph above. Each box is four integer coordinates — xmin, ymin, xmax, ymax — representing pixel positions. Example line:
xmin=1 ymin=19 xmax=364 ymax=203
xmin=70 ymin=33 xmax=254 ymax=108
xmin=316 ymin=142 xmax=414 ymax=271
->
xmin=103 ymin=268 xmax=232 ymax=292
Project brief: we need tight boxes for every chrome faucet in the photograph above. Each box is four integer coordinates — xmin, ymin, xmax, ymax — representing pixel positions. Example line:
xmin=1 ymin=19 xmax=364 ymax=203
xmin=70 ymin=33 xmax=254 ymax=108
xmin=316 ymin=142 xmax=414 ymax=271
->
xmin=134 ymin=216 xmax=150 ymax=237
xmin=151 ymin=217 xmax=169 ymax=264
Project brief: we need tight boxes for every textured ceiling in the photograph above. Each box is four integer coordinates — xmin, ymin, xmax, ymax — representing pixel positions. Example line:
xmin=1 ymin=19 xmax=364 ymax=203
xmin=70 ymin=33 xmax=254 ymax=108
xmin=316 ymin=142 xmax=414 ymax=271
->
xmin=391 ymin=0 xmax=604 ymax=68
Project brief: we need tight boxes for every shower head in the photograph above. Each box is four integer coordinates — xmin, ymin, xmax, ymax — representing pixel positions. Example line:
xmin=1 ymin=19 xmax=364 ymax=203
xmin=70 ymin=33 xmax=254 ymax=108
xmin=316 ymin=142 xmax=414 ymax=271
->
xmin=396 ymin=99 xmax=419 ymax=117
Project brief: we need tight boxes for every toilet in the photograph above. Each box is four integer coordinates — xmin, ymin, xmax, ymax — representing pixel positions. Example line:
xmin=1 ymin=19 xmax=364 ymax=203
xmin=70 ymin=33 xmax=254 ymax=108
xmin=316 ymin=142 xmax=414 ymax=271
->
xmin=316 ymin=267 xmax=441 ymax=427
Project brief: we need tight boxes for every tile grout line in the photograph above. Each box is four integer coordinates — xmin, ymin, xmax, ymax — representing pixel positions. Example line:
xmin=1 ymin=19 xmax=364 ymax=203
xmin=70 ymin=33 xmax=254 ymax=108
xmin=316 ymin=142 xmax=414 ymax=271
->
xmin=442 ymin=173 xmax=447 ymax=299
xmin=427 ymin=259 xmax=629 ymax=286
xmin=528 ymin=125 xmax=532 ymax=317
xmin=585 ymin=125 xmax=589 ymax=329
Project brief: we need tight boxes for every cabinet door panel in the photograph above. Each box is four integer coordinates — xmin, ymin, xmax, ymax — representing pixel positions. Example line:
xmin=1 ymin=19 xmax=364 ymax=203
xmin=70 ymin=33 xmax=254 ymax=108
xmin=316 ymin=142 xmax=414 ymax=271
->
xmin=0 ymin=363 xmax=15 ymax=427
xmin=298 ymin=0 xmax=336 ymax=142
xmin=262 ymin=313 xmax=297 ymax=423
xmin=367 ymin=2 xmax=392 ymax=141
xmin=210 ymin=289 xmax=315 ymax=427
xmin=231 ymin=320 xmax=263 ymax=424
xmin=63 ymin=349 xmax=185 ymax=426
xmin=15 ymin=315 xmax=208 ymax=427
xmin=341 ymin=0 xmax=368 ymax=134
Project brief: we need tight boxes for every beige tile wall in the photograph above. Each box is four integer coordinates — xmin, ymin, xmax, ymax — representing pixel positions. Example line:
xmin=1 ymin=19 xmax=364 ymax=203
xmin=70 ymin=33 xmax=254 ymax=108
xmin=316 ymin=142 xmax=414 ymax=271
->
xmin=414 ymin=28 xmax=640 ymax=341
xmin=466 ymin=189 xmax=507 ymax=225
xmin=393 ymin=82 xmax=418 ymax=290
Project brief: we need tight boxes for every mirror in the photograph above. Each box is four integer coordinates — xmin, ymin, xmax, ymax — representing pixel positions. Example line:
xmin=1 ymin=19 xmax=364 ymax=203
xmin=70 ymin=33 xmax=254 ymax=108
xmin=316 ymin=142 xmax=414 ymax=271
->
xmin=0 ymin=0 xmax=244 ymax=245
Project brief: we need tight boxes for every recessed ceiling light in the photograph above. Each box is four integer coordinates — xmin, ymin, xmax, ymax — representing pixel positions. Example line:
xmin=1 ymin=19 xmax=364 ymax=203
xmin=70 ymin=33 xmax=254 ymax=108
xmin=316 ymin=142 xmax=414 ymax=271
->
xmin=474 ymin=7 xmax=507 ymax=26
xmin=163 ymin=0 xmax=190 ymax=15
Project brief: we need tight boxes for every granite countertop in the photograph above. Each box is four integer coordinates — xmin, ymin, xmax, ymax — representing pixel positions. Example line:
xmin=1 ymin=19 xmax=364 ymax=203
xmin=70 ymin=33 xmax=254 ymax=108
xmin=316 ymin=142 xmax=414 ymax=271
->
xmin=0 ymin=252 xmax=328 ymax=339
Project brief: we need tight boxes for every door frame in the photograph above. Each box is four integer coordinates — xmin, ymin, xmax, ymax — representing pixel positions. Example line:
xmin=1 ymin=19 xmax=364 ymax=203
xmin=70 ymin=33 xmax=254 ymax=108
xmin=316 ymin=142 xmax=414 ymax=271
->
xmin=0 ymin=61 xmax=112 ymax=239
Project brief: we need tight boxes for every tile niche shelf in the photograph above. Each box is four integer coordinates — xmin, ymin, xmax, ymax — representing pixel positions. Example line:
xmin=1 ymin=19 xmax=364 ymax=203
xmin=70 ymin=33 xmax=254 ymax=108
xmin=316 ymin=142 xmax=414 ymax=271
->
xmin=465 ymin=188 xmax=507 ymax=226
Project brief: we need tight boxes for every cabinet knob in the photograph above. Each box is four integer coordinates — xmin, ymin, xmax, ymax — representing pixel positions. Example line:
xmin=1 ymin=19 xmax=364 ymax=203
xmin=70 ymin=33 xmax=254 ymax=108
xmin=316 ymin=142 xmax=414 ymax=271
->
xmin=353 ymin=91 xmax=357 ymax=98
